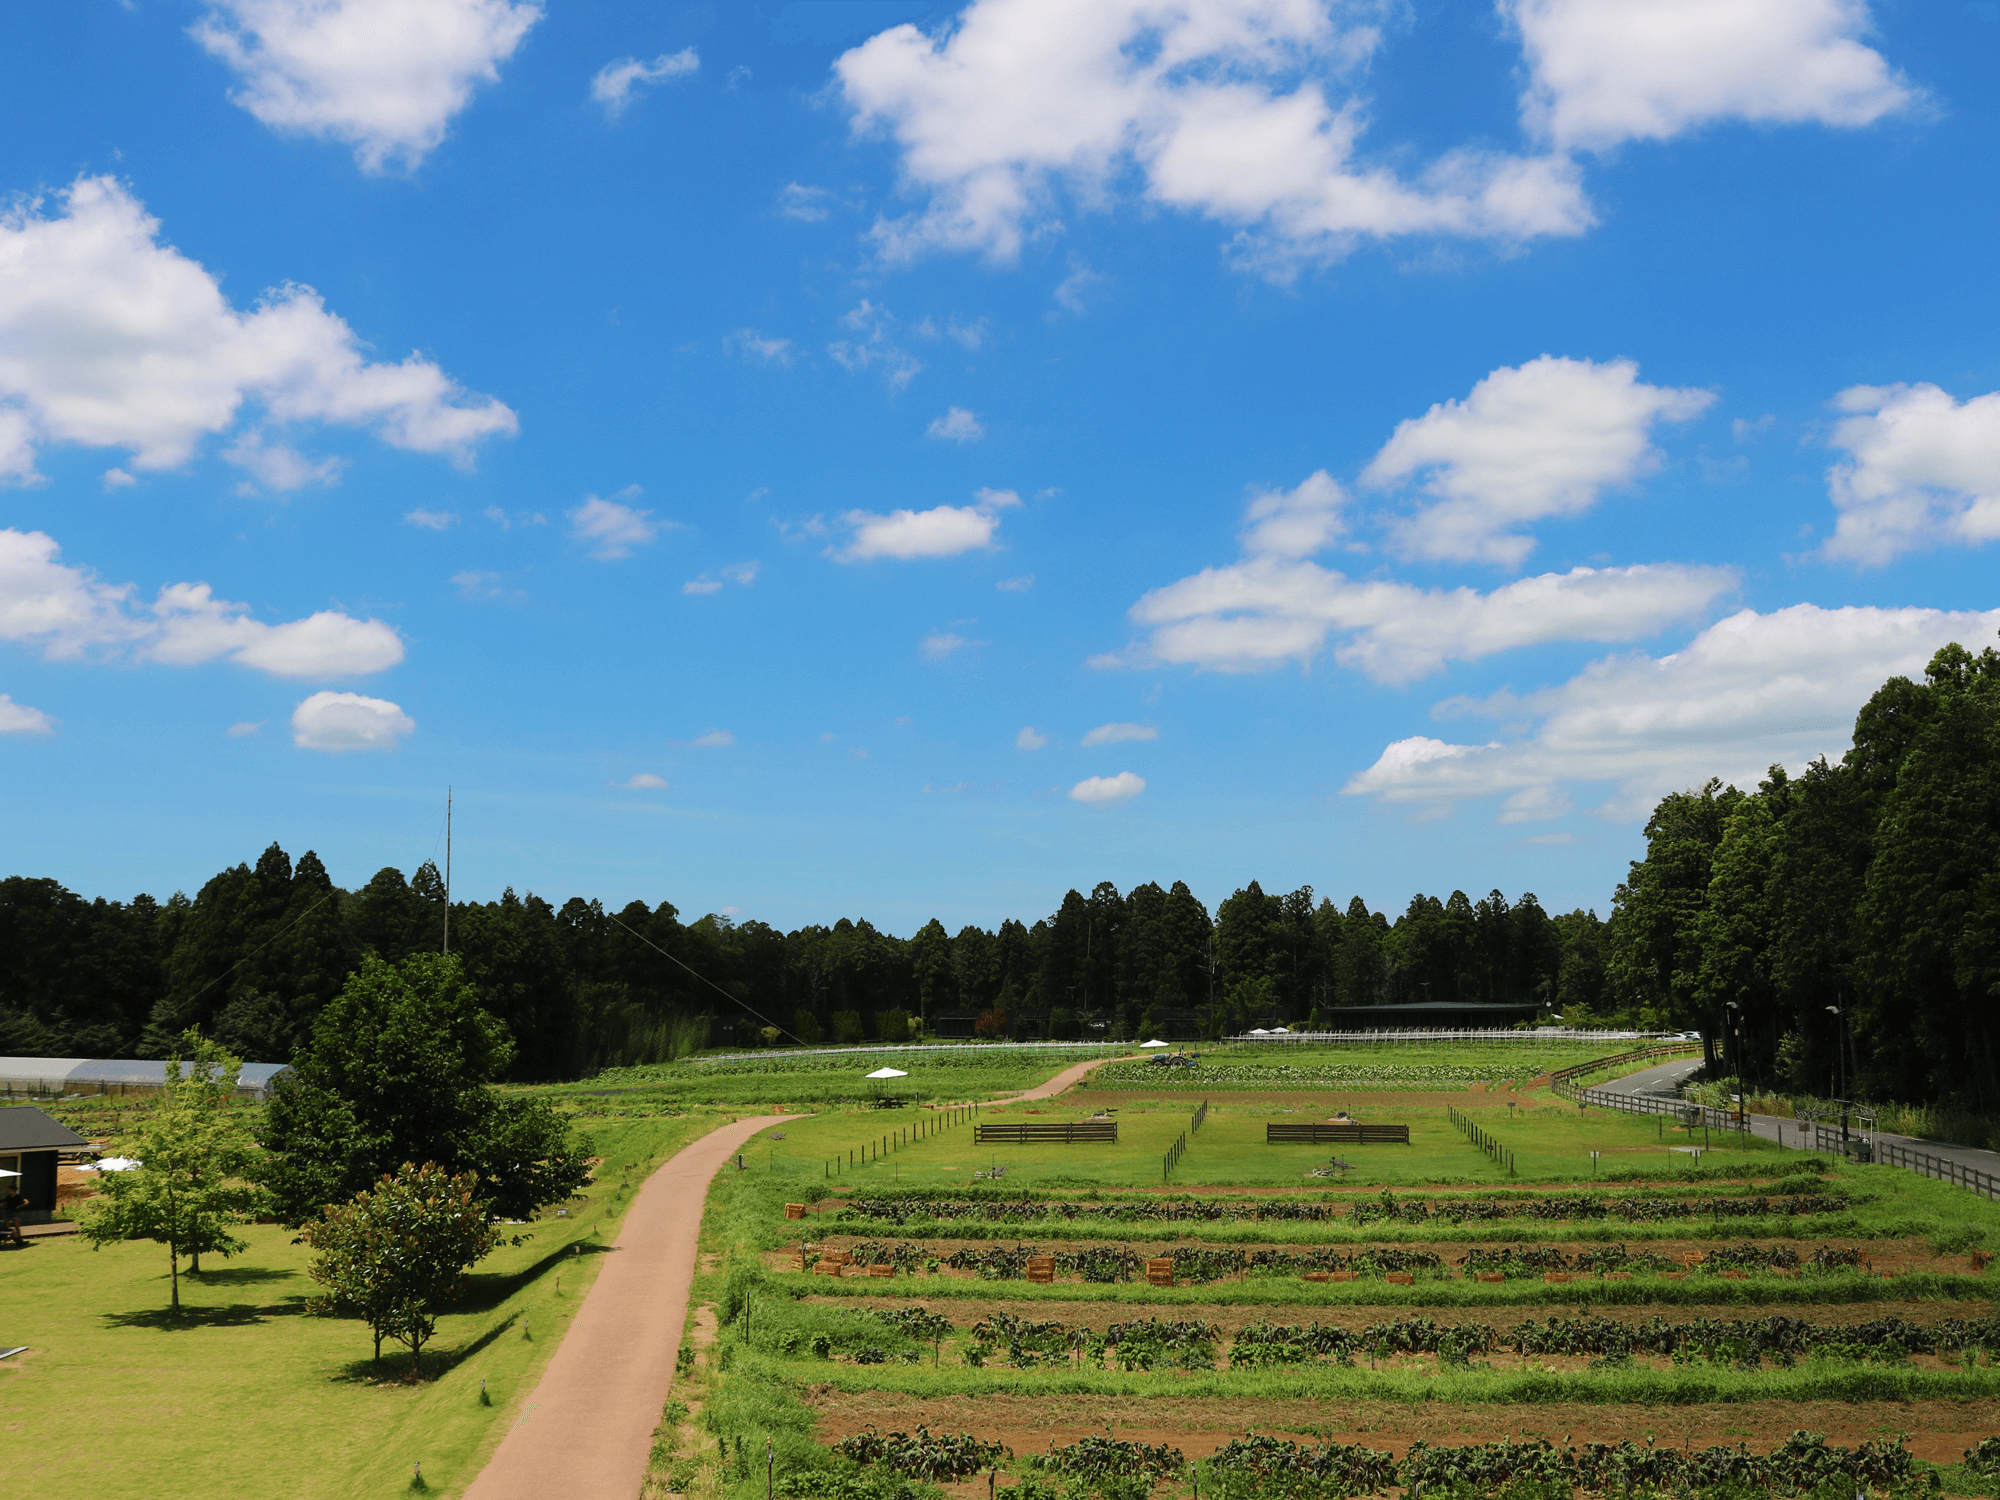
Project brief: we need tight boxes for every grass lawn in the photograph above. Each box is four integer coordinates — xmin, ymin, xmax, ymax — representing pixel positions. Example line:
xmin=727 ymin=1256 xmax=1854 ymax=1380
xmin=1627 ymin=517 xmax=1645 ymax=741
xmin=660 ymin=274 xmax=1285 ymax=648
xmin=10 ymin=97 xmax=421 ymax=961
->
xmin=742 ymin=1092 xmax=1786 ymax=1195
xmin=0 ymin=1110 xmax=723 ymax=1500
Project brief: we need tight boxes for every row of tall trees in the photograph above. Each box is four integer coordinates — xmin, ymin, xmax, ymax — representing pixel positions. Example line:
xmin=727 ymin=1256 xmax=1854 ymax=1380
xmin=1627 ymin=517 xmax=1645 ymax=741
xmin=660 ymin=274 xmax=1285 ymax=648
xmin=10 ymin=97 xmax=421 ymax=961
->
xmin=0 ymin=849 xmax=1611 ymax=1077
xmin=1603 ymin=641 xmax=2000 ymax=1110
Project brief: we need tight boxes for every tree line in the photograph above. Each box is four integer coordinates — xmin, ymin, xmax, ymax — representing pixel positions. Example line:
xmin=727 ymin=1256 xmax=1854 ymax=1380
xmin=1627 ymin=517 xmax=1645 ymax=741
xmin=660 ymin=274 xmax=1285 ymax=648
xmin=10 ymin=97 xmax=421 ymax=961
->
xmin=18 ymin=637 xmax=1990 ymax=1093
xmin=0 ymin=845 xmax=1613 ymax=1078
xmin=1605 ymin=639 xmax=2000 ymax=1113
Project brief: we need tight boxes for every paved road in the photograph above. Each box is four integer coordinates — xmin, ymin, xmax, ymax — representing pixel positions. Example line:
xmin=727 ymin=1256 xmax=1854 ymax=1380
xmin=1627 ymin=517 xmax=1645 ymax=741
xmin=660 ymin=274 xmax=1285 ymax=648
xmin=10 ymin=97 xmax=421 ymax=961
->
xmin=461 ymin=1114 xmax=788 ymax=1500
xmin=1587 ymin=1058 xmax=2000 ymax=1182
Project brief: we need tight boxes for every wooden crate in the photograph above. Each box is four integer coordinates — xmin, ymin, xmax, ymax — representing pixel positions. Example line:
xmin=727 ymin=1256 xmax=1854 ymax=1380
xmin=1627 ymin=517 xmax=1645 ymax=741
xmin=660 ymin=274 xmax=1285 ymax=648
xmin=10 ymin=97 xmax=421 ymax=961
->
xmin=866 ymin=1264 xmax=895 ymax=1279
xmin=1544 ymin=1272 xmax=1571 ymax=1284
xmin=784 ymin=1203 xmax=807 ymax=1220
xmin=1386 ymin=1272 xmax=1414 ymax=1286
xmin=1302 ymin=1271 xmax=1330 ymax=1283
xmin=1026 ymin=1256 xmax=1056 ymax=1284
xmin=813 ymin=1261 xmax=844 ymax=1277
xmin=1145 ymin=1257 xmax=1174 ymax=1288
xmin=1476 ymin=1272 xmax=1505 ymax=1284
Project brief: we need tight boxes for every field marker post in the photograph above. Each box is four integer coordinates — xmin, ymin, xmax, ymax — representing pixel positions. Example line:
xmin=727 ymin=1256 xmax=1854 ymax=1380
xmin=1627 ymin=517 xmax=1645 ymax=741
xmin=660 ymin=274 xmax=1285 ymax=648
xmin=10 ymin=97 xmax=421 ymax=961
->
xmin=768 ymin=1438 xmax=774 ymax=1500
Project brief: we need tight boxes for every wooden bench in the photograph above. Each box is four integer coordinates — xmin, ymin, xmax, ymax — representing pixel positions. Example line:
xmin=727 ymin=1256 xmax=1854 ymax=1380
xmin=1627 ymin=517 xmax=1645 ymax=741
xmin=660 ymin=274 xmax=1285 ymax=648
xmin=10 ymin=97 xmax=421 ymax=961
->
xmin=974 ymin=1122 xmax=1119 ymax=1144
xmin=1265 ymin=1123 xmax=1410 ymax=1145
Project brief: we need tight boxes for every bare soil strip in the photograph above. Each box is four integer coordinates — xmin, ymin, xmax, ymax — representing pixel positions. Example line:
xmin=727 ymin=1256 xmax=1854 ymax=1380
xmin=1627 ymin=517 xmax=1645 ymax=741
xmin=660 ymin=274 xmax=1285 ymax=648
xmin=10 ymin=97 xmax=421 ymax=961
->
xmin=461 ymin=1115 xmax=788 ymax=1500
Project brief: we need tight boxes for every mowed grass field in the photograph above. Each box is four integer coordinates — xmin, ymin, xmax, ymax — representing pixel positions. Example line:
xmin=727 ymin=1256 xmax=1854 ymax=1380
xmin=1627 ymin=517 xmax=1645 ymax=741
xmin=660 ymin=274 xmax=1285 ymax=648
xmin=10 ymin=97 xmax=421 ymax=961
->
xmin=0 ymin=1109 xmax=725 ymax=1500
xmin=671 ymin=1048 xmax=2000 ymax=1500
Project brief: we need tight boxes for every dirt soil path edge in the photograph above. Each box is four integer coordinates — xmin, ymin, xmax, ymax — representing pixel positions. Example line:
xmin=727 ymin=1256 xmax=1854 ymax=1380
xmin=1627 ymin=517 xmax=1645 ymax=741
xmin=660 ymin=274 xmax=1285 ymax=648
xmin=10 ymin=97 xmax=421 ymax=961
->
xmin=461 ymin=1114 xmax=788 ymax=1500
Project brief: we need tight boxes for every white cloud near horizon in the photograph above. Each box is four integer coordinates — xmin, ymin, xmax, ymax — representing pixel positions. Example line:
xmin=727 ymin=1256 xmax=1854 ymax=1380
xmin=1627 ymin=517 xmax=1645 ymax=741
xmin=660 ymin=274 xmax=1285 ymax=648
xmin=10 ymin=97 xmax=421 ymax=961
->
xmin=921 ymin=630 xmax=971 ymax=660
xmin=291 ymin=690 xmax=414 ymax=751
xmin=569 ymin=491 xmax=659 ymax=560
xmin=0 ymin=527 xmax=403 ymax=679
xmin=1015 ymin=725 xmax=1048 ymax=750
xmin=838 ymin=487 xmax=1020 ymax=561
xmin=1070 ymin=770 xmax=1146 ymax=803
xmin=192 ymin=0 xmax=542 ymax=172
xmin=1344 ymin=603 xmax=2000 ymax=821
xmin=0 ymin=694 xmax=54 ymax=736
xmin=1082 ymin=721 xmax=1157 ymax=747
xmin=1361 ymin=357 xmax=1714 ymax=567
xmin=0 ymin=177 xmax=515 ymax=484
xmin=834 ymin=0 xmax=1592 ymax=274
xmin=1508 ymin=0 xmax=1917 ymax=154
xmin=927 ymin=407 xmax=985 ymax=442
xmin=590 ymin=48 xmax=698 ymax=117
xmin=1822 ymin=383 xmax=2000 ymax=565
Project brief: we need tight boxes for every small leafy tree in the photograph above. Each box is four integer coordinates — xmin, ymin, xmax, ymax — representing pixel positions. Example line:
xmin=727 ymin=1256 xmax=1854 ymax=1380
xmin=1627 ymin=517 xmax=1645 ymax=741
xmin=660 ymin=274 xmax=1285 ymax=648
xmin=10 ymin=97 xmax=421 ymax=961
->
xmin=303 ymin=1161 xmax=500 ymax=1372
xmin=78 ymin=1030 xmax=262 ymax=1313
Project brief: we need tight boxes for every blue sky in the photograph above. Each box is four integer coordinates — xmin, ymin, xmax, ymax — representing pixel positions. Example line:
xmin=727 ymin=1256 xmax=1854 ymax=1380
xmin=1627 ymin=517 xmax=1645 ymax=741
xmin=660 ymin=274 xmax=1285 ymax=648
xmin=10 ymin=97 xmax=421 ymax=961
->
xmin=4 ymin=0 xmax=1999 ymax=932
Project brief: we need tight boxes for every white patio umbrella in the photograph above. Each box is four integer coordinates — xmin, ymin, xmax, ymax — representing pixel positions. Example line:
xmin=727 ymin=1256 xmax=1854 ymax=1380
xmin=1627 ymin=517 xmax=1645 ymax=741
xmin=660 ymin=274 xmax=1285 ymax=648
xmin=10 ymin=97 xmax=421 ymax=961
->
xmin=864 ymin=1067 xmax=908 ymax=1080
xmin=95 ymin=1157 xmax=142 ymax=1172
xmin=1248 ymin=1028 xmax=1270 ymax=1036
xmin=0 ymin=1168 xmax=17 ymax=1178
xmin=1139 ymin=1039 xmax=1170 ymax=1048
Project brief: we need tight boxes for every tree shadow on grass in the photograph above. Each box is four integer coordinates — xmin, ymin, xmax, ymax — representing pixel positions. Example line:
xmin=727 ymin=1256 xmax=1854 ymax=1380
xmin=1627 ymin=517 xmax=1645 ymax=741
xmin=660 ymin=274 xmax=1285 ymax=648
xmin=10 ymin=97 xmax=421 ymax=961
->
xmin=325 ymin=1310 xmax=522 ymax=1385
xmin=100 ymin=1295 xmax=310 ymax=1331
xmin=187 ymin=1266 xmax=299 ymax=1287
xmin=455 ymin=1239 xmax=616 ymax=1315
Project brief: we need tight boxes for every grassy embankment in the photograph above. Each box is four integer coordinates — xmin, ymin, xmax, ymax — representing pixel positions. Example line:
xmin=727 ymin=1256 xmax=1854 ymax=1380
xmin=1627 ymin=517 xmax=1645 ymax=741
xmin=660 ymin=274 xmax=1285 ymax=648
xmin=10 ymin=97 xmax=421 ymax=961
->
xmin=0 ymin=1106 xmax=724 ymax=1500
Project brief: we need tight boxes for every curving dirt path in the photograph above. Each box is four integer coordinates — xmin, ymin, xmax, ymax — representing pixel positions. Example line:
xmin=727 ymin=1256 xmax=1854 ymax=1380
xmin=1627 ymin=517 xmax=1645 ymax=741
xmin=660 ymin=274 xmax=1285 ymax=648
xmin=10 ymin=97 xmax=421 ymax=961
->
xmin=996 ymin=1052 xmax=1144 ymax=1102
xmin=462 ymin=1114 xmax=788 ymax=1500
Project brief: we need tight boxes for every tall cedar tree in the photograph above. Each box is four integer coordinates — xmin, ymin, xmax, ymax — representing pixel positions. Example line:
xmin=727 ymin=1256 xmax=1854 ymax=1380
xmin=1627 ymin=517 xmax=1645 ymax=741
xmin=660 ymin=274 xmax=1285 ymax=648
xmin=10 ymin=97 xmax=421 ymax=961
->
xmin=259 ymin=952 xmax=591 ymax=1226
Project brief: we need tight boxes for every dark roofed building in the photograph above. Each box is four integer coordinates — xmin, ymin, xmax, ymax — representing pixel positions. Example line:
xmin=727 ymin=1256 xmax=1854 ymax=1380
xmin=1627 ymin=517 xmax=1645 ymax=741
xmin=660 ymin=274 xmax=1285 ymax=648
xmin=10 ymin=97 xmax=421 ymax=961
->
xmin=0 ymin=1106 xmax=88 ymax=1228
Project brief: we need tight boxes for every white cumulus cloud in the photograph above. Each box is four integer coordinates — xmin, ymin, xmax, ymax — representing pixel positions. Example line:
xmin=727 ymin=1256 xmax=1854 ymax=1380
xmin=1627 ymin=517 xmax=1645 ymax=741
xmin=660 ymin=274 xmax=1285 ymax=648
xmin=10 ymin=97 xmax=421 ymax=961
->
xmin=291 ymin=690 xmax=415 ymax=751
xmin=1081 ymin=722 xmax=1157 ymax=747
xmin=0 ymin=177 xmax=515 ymax=482
xmin=614 ymin=771 xmax=670 ymax=789
xmin=0 ymin=694 xmax=54 ymax=736
xmin=223 ymin=429 xmax=341 ymax=493
xmin=1117 ymin=551 xmax=1733 ymax=685
xmin=921 ymin=630 xmax=970 ymax=660
xmin=1070 ymin=770 xmax=1146 ymax=803
xmin=404 ymin=508 xmax=458 ymax=530
xmin=1508 ymin=0 xmax=1918 ymax=153
xmin=927 ymin=407 xmax=985 ymax=442
xmin=1015 ymin=725 xmax=1048 ymax=750
xmin=192 ymin=0 xmax=542 ymax=172
xmin=569 ymin=491 xmax=659 ymax=560
xmin=834 ymin=0 xmax=1592 ymax=273
xmin=0 ymin=528 xmax=403 ymax=679
xmin=590 ymin=48 xmax=698 ymax=117
xmin=1361 ymin=357 xmax=1714 ymax=567
xmin=1822 ymin=382 xmax=2000 ymax=565
xmin=1344 ymin=603 xmax=2000 ymax=820
xmin=1240 ymin=469 xmax=1349 ymax=559
xmin=838 ymin=487 xmax=1019 ymax=562
xmin=226 ymin=720 xmax=264 ymax=737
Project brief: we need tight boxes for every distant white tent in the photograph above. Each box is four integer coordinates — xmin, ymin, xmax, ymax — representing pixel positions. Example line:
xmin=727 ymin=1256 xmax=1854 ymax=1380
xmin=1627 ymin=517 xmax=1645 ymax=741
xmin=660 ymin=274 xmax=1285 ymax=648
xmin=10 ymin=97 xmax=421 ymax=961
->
xmin=1248 ymin=1028 xmax=1270 ymax=1036
xmin=94 ymin=1157 xmax=141 ymax=1172
xmin=1139 ymin=1039 xmax=1170 ymax=1048
xmin=864 ymin=1067 xmax=908 ymax=1080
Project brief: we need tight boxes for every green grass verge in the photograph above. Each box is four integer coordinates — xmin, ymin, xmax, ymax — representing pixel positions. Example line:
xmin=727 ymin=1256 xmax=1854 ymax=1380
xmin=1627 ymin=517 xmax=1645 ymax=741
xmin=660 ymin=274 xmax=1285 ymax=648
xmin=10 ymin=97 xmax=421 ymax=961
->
xmin=0 ymin=1109 xmax=722 ymax=1500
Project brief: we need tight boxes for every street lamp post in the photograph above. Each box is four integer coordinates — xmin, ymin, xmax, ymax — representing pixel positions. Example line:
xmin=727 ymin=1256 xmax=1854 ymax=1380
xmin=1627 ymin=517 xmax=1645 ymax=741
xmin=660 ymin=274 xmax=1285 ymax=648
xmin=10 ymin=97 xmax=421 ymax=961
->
xmin=1825 ymin=1005 xmax=1848 ymax=1156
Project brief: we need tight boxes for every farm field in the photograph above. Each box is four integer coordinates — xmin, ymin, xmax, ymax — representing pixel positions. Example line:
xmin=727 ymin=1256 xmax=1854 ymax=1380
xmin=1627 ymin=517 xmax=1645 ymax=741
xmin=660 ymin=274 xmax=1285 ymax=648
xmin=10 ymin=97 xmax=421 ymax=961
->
xmin=674 ymin=1042 xmax=2000 ymax=1500
xmin=0 ymin=1107 xmax=727 ymax=1500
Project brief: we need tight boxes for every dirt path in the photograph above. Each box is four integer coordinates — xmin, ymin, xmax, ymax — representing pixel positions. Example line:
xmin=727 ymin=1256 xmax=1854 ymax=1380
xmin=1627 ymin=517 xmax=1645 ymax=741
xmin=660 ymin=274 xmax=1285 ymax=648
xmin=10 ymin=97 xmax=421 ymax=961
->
xmin=997 ymin=1053 xmax=1144 ymax=1101
xmin=461 ymin=1114 xmax=787 ymax=1500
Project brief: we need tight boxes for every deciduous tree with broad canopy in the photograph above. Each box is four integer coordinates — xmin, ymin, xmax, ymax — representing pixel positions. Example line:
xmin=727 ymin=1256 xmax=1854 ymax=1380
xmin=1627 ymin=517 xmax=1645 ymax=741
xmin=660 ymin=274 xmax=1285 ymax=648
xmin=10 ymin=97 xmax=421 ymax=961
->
xmin=258 ymin=951 xmax=591 ymax=1226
